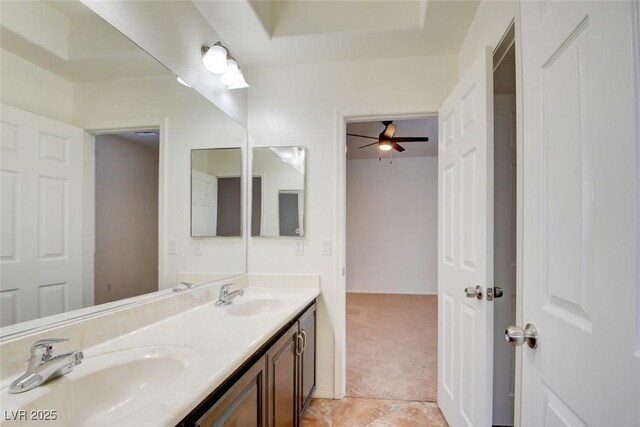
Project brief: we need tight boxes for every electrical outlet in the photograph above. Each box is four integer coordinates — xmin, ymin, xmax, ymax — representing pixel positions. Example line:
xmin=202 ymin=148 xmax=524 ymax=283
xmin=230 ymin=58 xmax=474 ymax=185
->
xmin=294 ymin=240 xmax=304 ymax=256
xmin=168 ymin=239 xmax=177 ymax=255
xmin=322 ymin=239 xmax=332 ymax=256
xmin=195 ymin=240 xmax=203 ymax=256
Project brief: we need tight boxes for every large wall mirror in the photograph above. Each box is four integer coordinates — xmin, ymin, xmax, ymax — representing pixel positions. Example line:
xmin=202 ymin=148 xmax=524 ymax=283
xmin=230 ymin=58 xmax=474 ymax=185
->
xmin=191 ymin=149 xmax=243 ymax=237
xmin=0 ymin=0 xmax=247 ymax=337
xmin=251 ymin=147 xmax=306 ymax=237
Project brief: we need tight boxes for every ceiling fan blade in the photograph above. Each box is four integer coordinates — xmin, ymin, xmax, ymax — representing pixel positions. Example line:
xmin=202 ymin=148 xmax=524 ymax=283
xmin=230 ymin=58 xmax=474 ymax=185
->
xmin=347 ymin=133 xmax=378 ymax=140
xmin=382 ymin=123 xmax=397 ymax=139
xmin=390 ymin=136 xmax=429 ymax=142
xmin=358 ymin=141 xmax=380 ymax=149
xmin=391 ymin=142 xmax=405 ymax=152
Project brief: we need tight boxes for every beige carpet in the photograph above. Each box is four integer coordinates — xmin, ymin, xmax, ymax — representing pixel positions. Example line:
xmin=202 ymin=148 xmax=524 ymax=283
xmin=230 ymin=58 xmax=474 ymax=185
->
xmin=346 ymin=293 xmax=438 ymax=402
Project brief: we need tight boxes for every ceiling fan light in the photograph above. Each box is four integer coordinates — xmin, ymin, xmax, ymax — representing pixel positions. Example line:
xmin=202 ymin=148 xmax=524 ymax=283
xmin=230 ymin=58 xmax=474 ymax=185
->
xmin=202 ymin=43 xmax=228 ymax=74
xmin=379 ymin=142 xmax=392 ymax=151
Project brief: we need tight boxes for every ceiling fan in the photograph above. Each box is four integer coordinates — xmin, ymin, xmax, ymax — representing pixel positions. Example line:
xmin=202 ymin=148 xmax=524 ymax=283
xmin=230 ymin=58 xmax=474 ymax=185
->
xmin=347 ymin=121 xmax=429 ymax=153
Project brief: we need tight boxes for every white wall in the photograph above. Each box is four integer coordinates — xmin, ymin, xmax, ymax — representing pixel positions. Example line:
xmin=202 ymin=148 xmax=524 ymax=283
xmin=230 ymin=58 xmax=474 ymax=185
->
xmin=205 ymin=149 xmax=243 ymax=177
xmin=247 ymin=53 xmax=458 ymax=397
xmin=458 ymin=0 xmax=516 ymax=75
xmin=346 ymin=157 xmax=437 ymax=295
xmin=0 ymin=49 xmax=74 ymax=124
xmin=74 ymin=74 xmax=247 ymax=289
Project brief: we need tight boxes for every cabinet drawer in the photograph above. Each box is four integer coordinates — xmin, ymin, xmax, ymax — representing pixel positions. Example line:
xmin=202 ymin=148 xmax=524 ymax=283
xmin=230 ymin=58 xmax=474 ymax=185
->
xmin=195 ymin=357 xmax=266 ymax=427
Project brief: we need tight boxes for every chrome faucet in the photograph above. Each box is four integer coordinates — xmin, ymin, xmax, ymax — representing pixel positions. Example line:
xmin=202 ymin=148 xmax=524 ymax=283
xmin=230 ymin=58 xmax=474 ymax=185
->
xmin=215 ymin=284 xmax=244 ymax=307
xmin=9 ymin=339 xmax=83 ymax=394
xmin=173 ymin=281 xmax=195 ymax=292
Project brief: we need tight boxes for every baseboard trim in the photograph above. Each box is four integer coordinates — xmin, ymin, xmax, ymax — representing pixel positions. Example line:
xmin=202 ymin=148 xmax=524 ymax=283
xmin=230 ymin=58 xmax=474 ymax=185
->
xmin=312 ymin=390 xmax=335 ymax=399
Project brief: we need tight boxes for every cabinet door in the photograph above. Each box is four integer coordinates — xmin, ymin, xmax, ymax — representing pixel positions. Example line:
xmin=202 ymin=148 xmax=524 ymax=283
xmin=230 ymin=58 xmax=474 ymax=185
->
xmin=266 ymin=323 xmax=298 ymax=427
xmin=196 ymin=357 xmax=266 ymax=427
xmin=297 ymin=303 xmax=316 ymax=417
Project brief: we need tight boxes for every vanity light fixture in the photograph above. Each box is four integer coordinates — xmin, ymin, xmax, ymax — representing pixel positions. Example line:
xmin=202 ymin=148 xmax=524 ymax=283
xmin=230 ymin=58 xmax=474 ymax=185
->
xmin=202 ymin=42 xmax=228 ymax=74
xmin=226 ymin=77 xmax=250 ymax=90
xmin=176 ymin=76 xmax=191 ymax=88
xmin=202 ymin=42 xmax=249 ymax=89
xmin=221 ymin=56 xmax=249 ymax=89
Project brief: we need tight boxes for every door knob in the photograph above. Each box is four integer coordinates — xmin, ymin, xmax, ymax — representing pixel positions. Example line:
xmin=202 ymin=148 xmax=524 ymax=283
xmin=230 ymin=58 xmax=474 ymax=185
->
xmin=505 ymin=323 xmax=538 ymax=349
xmin=464 ymin=285 xmax=483 ymax=300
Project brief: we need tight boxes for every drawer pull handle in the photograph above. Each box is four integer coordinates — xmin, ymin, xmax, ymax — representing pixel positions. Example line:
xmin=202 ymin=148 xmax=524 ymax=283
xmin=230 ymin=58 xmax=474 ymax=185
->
xmin=295 ymin=333 xmax=304 ymax=356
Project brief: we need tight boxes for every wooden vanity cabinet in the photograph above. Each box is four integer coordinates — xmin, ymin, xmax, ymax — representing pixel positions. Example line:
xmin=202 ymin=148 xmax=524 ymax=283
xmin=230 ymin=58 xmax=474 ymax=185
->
xmin=265 ymin=302 xmax=317 ymax=427
xmin=266 ymin=324 xmax=298 ymax=427
xmin=296 ymin=303 xmax=316 ymax=421
xmin=195 ymin=357 xmax=266 ymax=427
xmin=180 ymin=300 xmax=316 ymax=427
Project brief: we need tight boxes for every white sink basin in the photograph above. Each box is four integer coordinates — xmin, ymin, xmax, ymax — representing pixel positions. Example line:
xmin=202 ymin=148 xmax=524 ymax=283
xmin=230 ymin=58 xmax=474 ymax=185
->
xmin=224 ymin=298 xmax=286 ymax=316
xmin=1 ymin=345 xmax=203 ymax=427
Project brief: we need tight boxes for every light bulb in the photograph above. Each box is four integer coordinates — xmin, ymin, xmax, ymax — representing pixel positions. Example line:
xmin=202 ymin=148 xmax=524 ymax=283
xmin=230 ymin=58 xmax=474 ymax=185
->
xmin=202 ymin=44 xmax=228 ymax=74
xmin=221 ymin=59 xmax=242 ymax=85
xmin=222 ymin=60 xmax=249 ymax=89
xmin=227 ymin=78 xmax=249 ymax=89
xmin=379 ymin=142 xmax=392 ymax=151
xmin=176 ymin=77 xmax=191 ymax=87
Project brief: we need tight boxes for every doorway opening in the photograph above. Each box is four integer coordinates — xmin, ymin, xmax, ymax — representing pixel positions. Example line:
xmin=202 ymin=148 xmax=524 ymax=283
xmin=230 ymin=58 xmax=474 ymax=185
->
xmin=492 ymin=25 xmax=517 ymax=427
xmin=92 ymin=129 xmax=160 ymax=305
xmin=342 ymin=117 xmax=445 ymax=422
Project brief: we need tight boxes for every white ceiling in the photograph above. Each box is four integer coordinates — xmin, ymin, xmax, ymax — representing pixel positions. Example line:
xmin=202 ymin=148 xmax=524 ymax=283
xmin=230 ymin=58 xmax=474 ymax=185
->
xmin=347 ymin=117 xmax=438 ymax=159
xmin=193 ymin=0 xmax=480 ymax=68
xmin=0 ymin=0 xmax=170 ymax=82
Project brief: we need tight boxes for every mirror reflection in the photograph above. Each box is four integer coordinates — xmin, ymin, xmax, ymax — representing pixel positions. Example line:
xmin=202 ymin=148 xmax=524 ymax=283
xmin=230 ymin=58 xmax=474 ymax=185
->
xmin=0 ymin=0 xmax=247 ymax=333
xmin=251 ymin=147 xmax=306 ymax=237
xmin=191 ymin=149 xmax=243 ymax=237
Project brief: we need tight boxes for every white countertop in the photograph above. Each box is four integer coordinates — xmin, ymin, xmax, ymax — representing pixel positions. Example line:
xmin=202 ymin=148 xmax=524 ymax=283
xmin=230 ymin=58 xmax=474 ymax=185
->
xmin=0 ymin=287 xmax=319 ymax=427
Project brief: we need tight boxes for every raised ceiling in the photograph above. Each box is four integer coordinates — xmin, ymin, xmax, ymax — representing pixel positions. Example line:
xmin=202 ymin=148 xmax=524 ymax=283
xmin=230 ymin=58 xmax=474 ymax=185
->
xmin=347 ymin=117 xmax=438 ymax=160
xmin=193 ymin=0 xmax=480 ymax=67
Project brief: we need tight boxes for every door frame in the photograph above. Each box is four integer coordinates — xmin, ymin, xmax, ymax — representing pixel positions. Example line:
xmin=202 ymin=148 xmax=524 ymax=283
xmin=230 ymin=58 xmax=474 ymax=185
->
xmin=490 ymin=18 xmax=524 ymax=426
xmin=83 ymin=117 xmax=169 ymax=298
xmin=333 ymin=21 xmax=525 ymax=424
xmin=334 ymin=105 xmax=437 ymax=399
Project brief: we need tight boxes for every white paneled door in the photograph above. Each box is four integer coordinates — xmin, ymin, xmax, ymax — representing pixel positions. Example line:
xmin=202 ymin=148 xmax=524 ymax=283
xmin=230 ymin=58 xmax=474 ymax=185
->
xmin=438 ymin=47 xmax=494 ymax=427
xmin=0 ymin=104 xmax=84 ymax=327
xmin=520 ymin=1 xmax=640 ymax=425
xmin=191 ymin=170 xmax=217 ymax=237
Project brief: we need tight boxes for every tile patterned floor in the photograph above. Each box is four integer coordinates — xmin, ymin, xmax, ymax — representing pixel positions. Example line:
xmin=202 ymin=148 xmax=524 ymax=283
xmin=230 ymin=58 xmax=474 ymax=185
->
xmin=300 ymin=397 xmax=449 ymax=427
